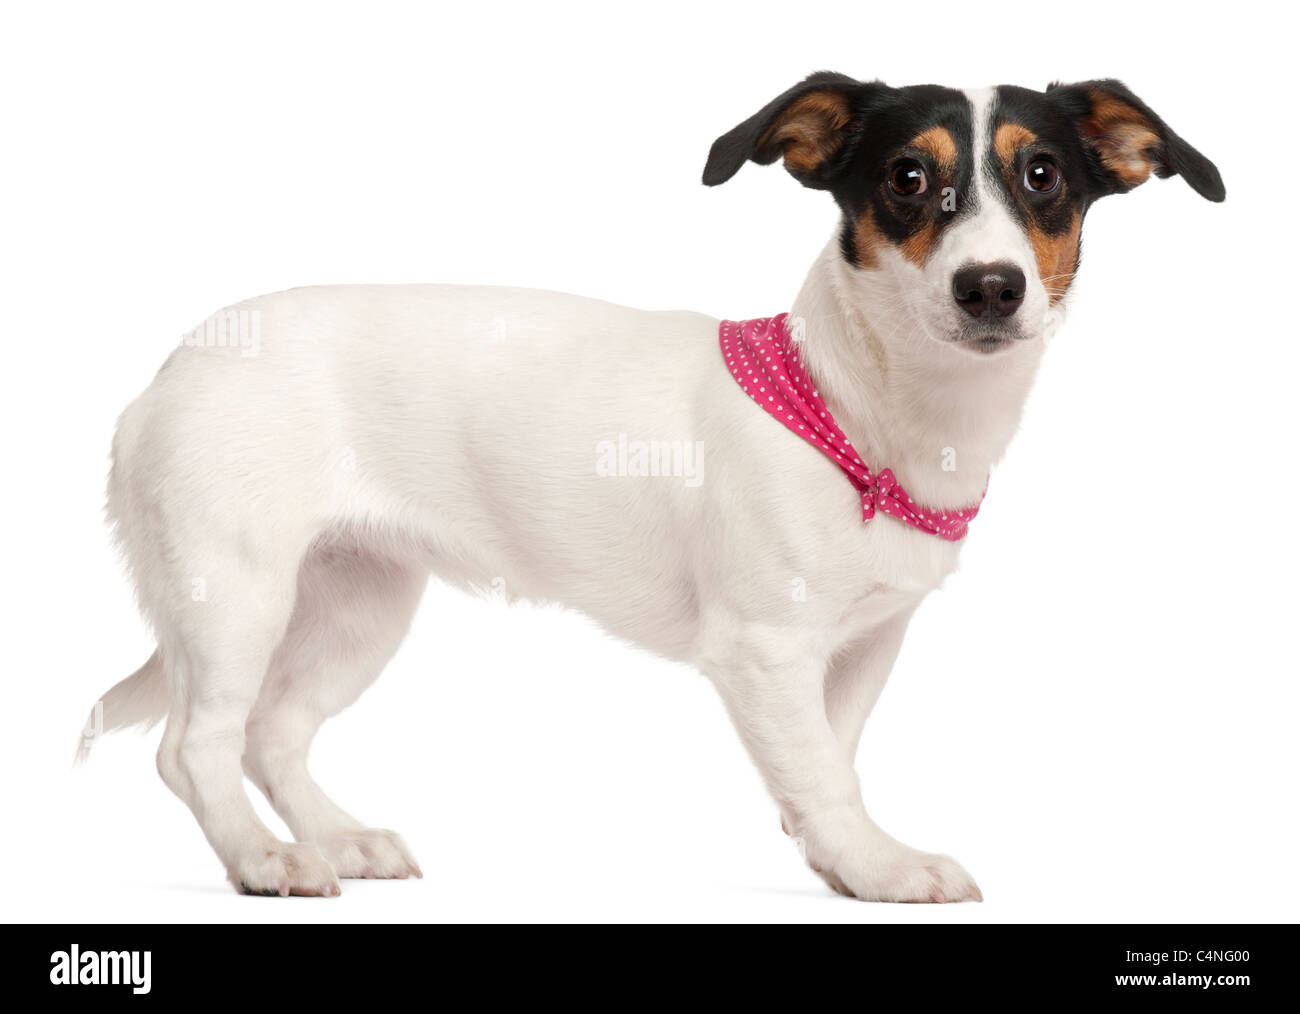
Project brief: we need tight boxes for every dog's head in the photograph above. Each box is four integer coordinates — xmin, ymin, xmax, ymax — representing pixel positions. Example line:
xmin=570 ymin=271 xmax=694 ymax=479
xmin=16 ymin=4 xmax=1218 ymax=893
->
xmin=704 ymin=74 xmax=1223 ymax=355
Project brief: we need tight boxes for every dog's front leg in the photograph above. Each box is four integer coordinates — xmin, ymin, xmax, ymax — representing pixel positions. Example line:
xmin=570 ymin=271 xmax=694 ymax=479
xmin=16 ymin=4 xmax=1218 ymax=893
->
xmin=823 ymin=607 xmax=917 ymax=760
xmin=703 ymin=622 xmax=981 ymax=902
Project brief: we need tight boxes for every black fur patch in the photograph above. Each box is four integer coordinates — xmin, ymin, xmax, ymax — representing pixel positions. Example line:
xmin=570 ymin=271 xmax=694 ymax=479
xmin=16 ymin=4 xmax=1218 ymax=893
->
xmin=989 ymin=86 xmax=1093 ymax=238
xmin=704 ymin=74 xmax=1225 ymax=271
xmin=834 ymin=85 xmax=974 ymax=266
xmin=703 ymin=75 xmax=976 ymax=267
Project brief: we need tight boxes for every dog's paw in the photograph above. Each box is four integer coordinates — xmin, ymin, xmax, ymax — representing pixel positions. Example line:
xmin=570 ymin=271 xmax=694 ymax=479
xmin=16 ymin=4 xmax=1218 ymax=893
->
xmin=826 ymin=848 xmax=983 ymax=903
xmin=230 ymin=841 xmax=340 ymax=897
xmin=314 ymin=828 xmax=422 ymax=880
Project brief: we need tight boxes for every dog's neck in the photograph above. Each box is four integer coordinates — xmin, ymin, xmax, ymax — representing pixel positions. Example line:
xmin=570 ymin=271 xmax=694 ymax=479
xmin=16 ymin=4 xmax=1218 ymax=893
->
xmin=790 ymin=235 xmax=1047 ymax=509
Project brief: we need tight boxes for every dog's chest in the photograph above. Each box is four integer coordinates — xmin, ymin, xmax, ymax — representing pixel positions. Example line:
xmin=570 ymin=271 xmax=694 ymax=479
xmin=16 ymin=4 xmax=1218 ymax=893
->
xmin=821 ymin=520 xmax=967 ymax=637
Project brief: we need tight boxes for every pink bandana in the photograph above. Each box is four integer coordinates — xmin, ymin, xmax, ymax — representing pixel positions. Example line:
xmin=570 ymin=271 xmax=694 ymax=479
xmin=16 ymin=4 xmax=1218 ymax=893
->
xmin=719 ymin=314 xmax=984 ymax=541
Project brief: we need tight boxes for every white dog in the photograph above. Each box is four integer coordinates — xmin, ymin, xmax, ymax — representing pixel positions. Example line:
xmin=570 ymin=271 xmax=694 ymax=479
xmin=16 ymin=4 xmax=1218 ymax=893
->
xmin=83 ymin=74 xmax=1223 ymax=900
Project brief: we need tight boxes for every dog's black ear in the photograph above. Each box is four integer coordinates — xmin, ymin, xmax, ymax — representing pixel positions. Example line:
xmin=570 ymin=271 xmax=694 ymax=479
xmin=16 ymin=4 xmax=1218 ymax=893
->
xmin=702 ymin=72 xmax=871 ymax=189
xmin=1047 ymin=79 xmax=1225 ymax=202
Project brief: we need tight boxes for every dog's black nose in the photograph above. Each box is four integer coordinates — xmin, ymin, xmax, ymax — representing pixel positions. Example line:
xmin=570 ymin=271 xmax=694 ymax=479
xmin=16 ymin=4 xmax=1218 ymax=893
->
xmin=952 ymin=262 xmax=1026 ymax=318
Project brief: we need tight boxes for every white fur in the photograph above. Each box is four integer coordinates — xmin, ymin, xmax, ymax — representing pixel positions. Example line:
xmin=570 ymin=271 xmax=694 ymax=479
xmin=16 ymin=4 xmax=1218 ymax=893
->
xmin=87 ymin=94 xmax=1062 ymax=901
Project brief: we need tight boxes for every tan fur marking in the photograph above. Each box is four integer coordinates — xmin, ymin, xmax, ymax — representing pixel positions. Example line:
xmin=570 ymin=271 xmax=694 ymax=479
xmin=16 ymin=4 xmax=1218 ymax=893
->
xmin=1084 ymin=90 xmax=1161 ymax=187
xmin=899 ymin=222 xmax=939 ymax=267
xmin=760 ymin=90 xmax=853 ymax=174
xmin=881 ymin=127 xmax=958 ymax=267
xmin=1029 ymin=211 xmax=1081 ymax=305
xmin=909 ymin=126 xmax=958 ymax=170
xmin=994 ymin=123 xmax=1037 ymax=172
xmin=852 ymin=205 xmax=882 ymax=269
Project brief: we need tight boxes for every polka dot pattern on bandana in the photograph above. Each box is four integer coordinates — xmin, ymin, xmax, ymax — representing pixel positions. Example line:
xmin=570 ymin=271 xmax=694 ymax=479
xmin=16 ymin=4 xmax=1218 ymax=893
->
xmin=720 ymin=314 xmax=985 ymax=542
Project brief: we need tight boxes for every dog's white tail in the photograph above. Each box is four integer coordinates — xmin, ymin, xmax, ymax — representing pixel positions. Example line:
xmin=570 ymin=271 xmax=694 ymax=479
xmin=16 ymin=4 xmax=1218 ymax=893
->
xmin=74 ymin=650 xmax=168 ymax=763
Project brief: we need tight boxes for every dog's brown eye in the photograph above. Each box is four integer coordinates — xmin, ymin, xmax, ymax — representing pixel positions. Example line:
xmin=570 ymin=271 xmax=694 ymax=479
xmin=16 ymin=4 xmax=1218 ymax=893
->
xmin=1023 ymin=159 xmax=1060 ymax=194
xmin=888 ymin=159 xmax=928 ymax=196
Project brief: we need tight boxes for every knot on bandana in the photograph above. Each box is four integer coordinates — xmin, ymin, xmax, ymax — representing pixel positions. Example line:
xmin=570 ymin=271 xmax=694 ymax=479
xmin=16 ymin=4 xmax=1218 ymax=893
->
xmin=862 ymin=467 xmax=898 ymax=520
xmin=719 ymin=314 xmax=986 ymax=542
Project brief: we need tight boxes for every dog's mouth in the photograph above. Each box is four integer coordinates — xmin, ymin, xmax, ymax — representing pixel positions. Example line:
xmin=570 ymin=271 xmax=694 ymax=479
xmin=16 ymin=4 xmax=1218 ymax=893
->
xmin=967 ymin=333 xmax=1015 ymax=354
xmin=950 ymin=322 xmax=1029 ymax=354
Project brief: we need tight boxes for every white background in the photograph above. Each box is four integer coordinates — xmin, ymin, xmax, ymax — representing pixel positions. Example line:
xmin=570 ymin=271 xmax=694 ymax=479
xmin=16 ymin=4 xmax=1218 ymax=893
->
xmin=2 ymin=1 xmax=1295 ymax=923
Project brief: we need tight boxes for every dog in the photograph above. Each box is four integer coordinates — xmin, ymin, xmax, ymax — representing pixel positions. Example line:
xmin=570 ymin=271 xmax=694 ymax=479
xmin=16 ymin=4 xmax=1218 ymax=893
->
xmin=81 ymin=73 xmax=1223 ymax=901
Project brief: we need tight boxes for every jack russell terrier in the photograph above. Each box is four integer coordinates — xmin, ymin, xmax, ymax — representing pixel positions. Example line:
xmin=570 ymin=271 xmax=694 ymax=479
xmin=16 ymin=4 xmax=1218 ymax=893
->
xmin=82 ymin=73 xmax=1223 ymax=901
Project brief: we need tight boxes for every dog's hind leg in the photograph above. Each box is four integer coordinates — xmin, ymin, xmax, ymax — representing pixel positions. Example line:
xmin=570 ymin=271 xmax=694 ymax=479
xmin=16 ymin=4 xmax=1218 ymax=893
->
xmin=242 ymin=534 xmax=427 ymax=880
xmin=154 ymin=539 xmax=342 ymax=897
